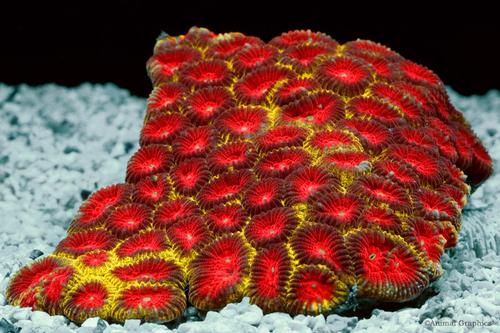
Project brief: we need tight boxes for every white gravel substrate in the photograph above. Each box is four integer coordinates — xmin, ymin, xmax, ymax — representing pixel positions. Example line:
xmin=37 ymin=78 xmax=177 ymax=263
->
xmin=0 ymin=83 xmax=499 ymax=333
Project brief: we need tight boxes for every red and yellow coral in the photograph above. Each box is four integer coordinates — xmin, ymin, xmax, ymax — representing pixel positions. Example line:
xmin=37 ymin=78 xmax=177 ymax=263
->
xmin=6 ymin=27 xmax=493 ymax=323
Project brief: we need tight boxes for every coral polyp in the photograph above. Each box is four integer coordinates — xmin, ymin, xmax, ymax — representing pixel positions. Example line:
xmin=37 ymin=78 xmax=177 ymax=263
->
xmin=106 ymin=203 xmax=151 ymax=238
xmin=7 ymin=27 xmax=493 ymax=324
xmin=316 ymin=57 xmax=373 ymax=96
xmin=281 ymin=92 xmax=343 ymax=126
xmin=116 ymin=284 xmax=186 ymax=322
xmin=185 ymin=86 xmax=233 ymax=124
xmin=63 ymin=282 xmax=109 ymax=322
xmin=126 ymin=145 xmax=170 ymax=183
xmin=112 ymin=258 xmax=183 ymax=283
xmin=287 ymin=265 xmax=348 ymax=315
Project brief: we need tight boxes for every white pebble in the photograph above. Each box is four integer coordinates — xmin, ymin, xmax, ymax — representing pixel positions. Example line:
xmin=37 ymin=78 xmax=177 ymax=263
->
xmin=30 ymin=310 xmax=53 ymax=326
xmin=81 ymin=317 xmax=100 ymax=328
xmin=12 ymin=307 xmax=31 ymax=321
xmin=124 ymin=319 xmax=141 ymax=330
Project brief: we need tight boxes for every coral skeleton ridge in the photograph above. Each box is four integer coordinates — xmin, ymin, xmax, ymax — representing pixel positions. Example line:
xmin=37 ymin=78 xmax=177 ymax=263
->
xmin=6 ymin=27 xmax=493 ymax=324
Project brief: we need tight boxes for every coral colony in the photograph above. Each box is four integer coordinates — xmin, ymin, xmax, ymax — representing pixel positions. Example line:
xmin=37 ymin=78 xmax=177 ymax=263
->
xmin=6 ymin=27 xmax=493 ymax=324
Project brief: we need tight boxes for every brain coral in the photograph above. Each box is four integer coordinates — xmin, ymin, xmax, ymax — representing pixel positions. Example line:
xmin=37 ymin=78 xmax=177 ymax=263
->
xmin=7 ymin=27 xmax=493 ymax=323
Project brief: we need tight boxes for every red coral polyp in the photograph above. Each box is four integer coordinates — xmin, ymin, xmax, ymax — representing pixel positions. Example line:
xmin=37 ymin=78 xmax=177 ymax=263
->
xmin=207 ymin=34 xmax=263 ymax=59
xmin=248 ymin=244 xmax=291 ymax=312
xmin=348 ymin=97 xmax=401 ymax=124
xmin=270 ymin=30 xmax=338 ymax=49
xmin=392 ymin=126 xmax=434 ymax=150
xmin=133 ymin=174 xmax=170 ymax=206
xmin=404 ymin=219 xmax=445 ymax=269
xmin=117 ymin=285 xmax=186 ymax=322
xmin=291 ymin=224 xmax=350 ymax=275
xmin=113 ymin=258 xmax=183 ymax=284
xmin=323 ymin=151 xmax=370 ymax=173
xmin=245 ymin=207 xmax=297 ymax=247
xmin=166 ymin=216 xmax=210 ymax=254
xmin=287 ymin=265 xmax=347 ymax=315
xmin=256 ymin=148 xmax=309 ymax=178
xmin=348 ymin=229 xmax=429 ymax=302
xmin=6 ymin=257 xmax=62 ymax=308
xmin=316 ymin=57 xmax=373 ymax=96
xmin=397 ymin=60 xmax=441 ymax=87
xmin=373 ymin=160 xmax=418 ymax=188
xmin=186 ymin=87 xmax=233 ymax=124
xmin=126 ymin=145 xmax=171 ymax=183
xmin=81 ymin=251 xmax=109 ymax=268
xmin=37 ymin=266 xmax=74 ymax=313
xmin=243 ymin=178 xmax=284 ymax=214
xmin=351 ymin=175 xmax=409 ymax=212
xmin=188 ymin=235 xmax=250 ymax=310
xmin=360 ymin=207 xmax=401 ymax=232
xmin=217 ymin=107 xmax=267 ymax=137
xmin=285 ymin=166 xmax=337 ymax=204
xmin=170 ymin=158 xmax=209 ymax=195
xmin=74 ymin=184 xmax=130 ymax=230
xmin=64 ymin=282 xmax=108 ymax=322
xmin=311 ymin=192 xmax=362 ymax=227
xmin=56 ymin=230 xmax=115 ymax=256
xmin=172 ymin=126 xmax=215 ymax=160
xmin=414 ymin=189 xmax=459 ymax=222
xmin=257 ymin=126 xmax=307 ymax=152
xmin=344 ymin=39 xmax=400 ymax=58
xmin=198 ymin=170 xmax=253 ymax=208
xmin=281 ymin=93 xmax=343 ymax=126
xmin=342 ymin=119 xmax=391 ymax=152
xmin=274 ymin=78 xmax=318 ymax=106
xmin=207 ymin=141 xmax=255 ymax=173
xmin=9 ymin=28 xmax=493 ymax=323
xmin=388 ymin=144 xmax=443 ymax=184
xmin=147 ymin=47 xmax=201 ymax=84
xmin=180 ymin=60 xmax=230 ymax=88
xmin=140 ymin=113 xmax=188 ymax=146
xmin=107 ymin=203 xmax=151 ymax=238
xmin=310 ymin=130 xmax=354 ymax=150
xmin=233 ymin=45 xmax=278 ymax=74
xmin=153 ymin=199 xmax=199 ymax=229
xmin=235 ymin=66 xmax=293 ymax=104
xmin=282 ymin=43 xmax=333 ymax=73
xmin=206 ymin=204 xmax=246 ymax=234
xmin=116 ymin=230 xmax=168 ymax=258
xmin=352 ymin=53 xmax=395 ymax=81
xmin=146 ymin=83 xmax=186 ymax=115
xmin=371 ymin=83 xmax=422 ymax=120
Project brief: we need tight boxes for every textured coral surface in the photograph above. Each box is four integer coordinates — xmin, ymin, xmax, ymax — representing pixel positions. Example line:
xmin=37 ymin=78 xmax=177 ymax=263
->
xmin=6 ymin=27 xmax=493 ymax=324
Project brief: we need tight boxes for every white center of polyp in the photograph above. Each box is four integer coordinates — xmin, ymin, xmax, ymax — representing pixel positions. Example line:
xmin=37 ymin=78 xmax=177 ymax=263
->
xmin=142 ymin=296 xmax=151 ymax=303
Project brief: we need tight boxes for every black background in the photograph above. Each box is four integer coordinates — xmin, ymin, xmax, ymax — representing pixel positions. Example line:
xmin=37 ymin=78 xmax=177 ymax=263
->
xmin=2 ymin=2 xmax=499 ymax=97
